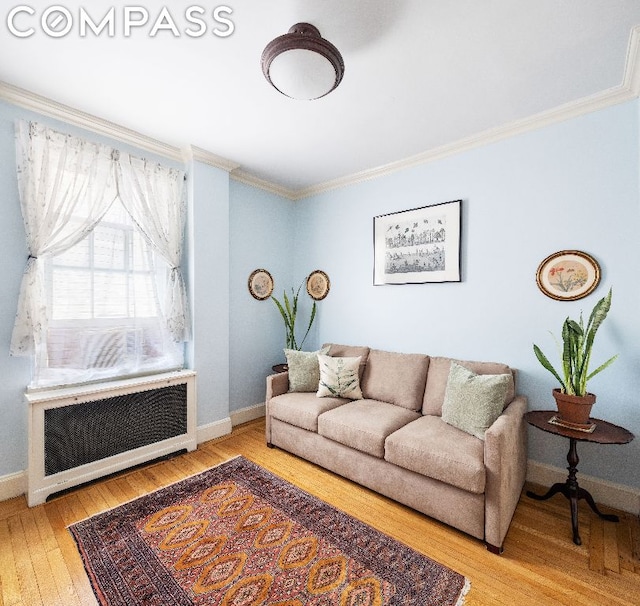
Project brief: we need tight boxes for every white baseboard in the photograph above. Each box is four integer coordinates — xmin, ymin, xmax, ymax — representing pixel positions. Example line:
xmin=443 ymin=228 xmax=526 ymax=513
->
xmin=194 ymin=403 xmax=265 ymax=444
xmin=196 ymin=417 xmax=233 ymax=444
xmin=231 ymin=403 xmax=265 ymax=426
xmin=0 ymin=471 xmax=27 ymax=502
xmin=527 ymin=460 xmax=640 ymax=515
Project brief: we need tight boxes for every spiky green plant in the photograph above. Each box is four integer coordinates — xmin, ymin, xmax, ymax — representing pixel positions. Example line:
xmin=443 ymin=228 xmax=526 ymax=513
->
xmin=271 ymin=283 xmax=317 ymax=350
xmin=533 ymin=288 xmax=617 ymax=396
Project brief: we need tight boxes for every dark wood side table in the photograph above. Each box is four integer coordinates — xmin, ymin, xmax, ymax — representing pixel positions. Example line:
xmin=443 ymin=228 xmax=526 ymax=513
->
xmin=524 ymin=410 xmax=634 ymax=546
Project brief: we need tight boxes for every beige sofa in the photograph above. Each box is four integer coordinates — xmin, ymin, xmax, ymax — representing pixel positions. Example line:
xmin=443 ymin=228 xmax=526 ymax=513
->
xmin=265 ymin=344 xmax=528 ymax=553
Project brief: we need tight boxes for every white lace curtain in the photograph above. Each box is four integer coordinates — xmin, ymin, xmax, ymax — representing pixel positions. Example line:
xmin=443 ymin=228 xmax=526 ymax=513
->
xmin=10 ymin=121 xmax=190 ymax=376
xmin=10 ymin=121 xmax=118 ymax=356
xmin=117 ymin=154 xmax=191 ymax=342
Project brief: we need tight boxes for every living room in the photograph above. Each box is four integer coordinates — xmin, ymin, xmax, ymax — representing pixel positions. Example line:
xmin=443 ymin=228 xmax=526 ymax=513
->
xmin=1 ymin=2 xmax=639 ymax=604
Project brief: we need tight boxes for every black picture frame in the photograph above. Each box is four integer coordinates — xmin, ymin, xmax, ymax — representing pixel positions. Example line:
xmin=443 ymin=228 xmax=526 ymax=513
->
xmin=373 ymin=200 xmax=462 ymax=285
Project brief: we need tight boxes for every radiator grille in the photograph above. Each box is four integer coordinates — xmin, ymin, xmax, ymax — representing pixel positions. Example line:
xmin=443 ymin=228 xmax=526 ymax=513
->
xmin=44 ymin=383 xmax=187 ymax=476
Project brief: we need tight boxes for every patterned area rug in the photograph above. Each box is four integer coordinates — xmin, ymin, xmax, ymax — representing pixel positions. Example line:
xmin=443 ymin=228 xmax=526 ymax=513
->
xmin=69 ymin=457 xmax=469 ymax=605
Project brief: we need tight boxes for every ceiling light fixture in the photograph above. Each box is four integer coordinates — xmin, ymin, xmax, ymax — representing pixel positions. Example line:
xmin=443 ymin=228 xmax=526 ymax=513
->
xmin=261 ymin=23 xmax=344 ymax=101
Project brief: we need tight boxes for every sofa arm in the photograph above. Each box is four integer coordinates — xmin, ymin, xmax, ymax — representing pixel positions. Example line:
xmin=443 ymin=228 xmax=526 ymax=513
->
xmin=265 ymin=372 xmax=288 ymax=445
xmin=266 ymin=371 xmax=289 ymax=401
xmin=483 ymin=395 xmax=528 ymax=552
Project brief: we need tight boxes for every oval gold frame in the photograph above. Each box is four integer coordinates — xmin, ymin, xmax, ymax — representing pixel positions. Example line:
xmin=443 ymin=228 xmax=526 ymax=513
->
xmin=248 ymin=269 xmax=274 ymax=301
xmin=306 ymin=270 xmax=330 ymax=301
xmin=536 ymin=250 xmax=600 ymax=301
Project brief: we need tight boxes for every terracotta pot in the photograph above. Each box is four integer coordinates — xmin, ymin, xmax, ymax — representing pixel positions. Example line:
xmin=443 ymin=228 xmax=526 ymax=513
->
xmin=552 ymin=388 xmax=596 ymax=425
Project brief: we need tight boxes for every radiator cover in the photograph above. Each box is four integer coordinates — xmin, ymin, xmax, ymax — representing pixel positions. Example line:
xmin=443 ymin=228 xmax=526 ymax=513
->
xmin=27 ymin=371 xmax=197 ymax=506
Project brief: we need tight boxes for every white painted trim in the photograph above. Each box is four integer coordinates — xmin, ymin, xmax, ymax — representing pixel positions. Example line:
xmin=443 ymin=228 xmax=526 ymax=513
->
xmin=623 ymin=25 xmax=640 ymax=96
xmin=1 ymin=26 xmax=639 ymax=202
xmin=184 ymin=145 xmax=240 ymax=173
xmin=0 ymin=471 xmax=27 ymax=502
xmin=196 ymin=417 xmax=233 ymax=444
xmin=27 ymin=371 xmax=198 ymax=506
xmin=527 ymin=460 xmax=640 ymax=516
xmin=230 ymin=169 xmax=298 ymax=200
xmin=297 ymin=88 xmax=636 ymax=200
xmin=0 ymin=81 xmax=183 ymax=162
xmin=231 ymin=403 xmax=266 ymax=426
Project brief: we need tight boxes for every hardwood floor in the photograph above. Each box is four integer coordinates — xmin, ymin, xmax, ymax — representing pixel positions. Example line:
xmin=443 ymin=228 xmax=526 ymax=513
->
xmin=1 ymin=418 xmax=638 ymax=605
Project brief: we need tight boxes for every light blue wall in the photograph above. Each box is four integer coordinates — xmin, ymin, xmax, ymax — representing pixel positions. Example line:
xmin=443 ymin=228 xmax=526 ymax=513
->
xmin=0 ymin=102 xmax=32 ymax=478
xmin=293 ymin=99 xmax=640 ymax=489
xmin=1 ymin=94 xmax=639 ymax=494
xmin=186 ymin=159 xmax=231 ymax=427
xmin=229 ymin=180 xmax=295 ymax=412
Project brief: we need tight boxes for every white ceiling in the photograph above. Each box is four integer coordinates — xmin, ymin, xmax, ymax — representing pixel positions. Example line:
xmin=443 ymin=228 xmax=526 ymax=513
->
xmin=1 ymin=1 xmax=640 ymax=197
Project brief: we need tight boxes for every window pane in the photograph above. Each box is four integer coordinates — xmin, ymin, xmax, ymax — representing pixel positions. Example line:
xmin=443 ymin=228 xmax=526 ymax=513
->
xmin=131 ymin=231 xmax=153 ymax=271
xmin=40 ymin=197 xmax=182 ymax=389
xmin=51 ymin=269 xmax=91 ymax=319
xmin=130 ymin=273 xmax=159 ymax=317
xmin=94 ymin=225 xmax=126 ymax=270
xmin=94 ymin=271 xmax=128 ymax=317
xmin=55 ymin=237 xmax=90 ymax=267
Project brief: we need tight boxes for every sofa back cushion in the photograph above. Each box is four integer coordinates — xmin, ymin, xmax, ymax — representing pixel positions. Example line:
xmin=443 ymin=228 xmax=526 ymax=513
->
xmin=422 ymin=356 xmax=515 ymax=416
xmin=361 ymin=349 xmax=430 ymax=411
xmin=323 ymin=344 xmax=370 ymax=379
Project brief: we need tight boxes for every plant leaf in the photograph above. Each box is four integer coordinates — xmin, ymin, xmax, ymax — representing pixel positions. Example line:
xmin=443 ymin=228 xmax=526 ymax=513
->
xmin=533 ymin=344 xmax=566 ymax=391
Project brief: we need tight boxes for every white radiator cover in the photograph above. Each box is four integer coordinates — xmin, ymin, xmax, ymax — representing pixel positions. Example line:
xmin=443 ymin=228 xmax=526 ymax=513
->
xmin=27 ymin=370 xmax=197 ymax=506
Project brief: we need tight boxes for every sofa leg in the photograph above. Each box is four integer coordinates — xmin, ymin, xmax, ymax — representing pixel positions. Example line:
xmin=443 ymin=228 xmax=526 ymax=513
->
xmin=486 ymin=542 xmax=503 ymax=555
xmin=266 ymin=442 xmax=275 ymax=449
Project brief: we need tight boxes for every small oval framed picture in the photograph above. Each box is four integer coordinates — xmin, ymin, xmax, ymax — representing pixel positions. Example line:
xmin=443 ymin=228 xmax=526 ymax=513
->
xmin=306 ymin=270 xmax=330 ymax=301
xmin=248 ymin=269 xmax=274 ymax=300
xmin=536 ymin=250 xmax=600 ymax=301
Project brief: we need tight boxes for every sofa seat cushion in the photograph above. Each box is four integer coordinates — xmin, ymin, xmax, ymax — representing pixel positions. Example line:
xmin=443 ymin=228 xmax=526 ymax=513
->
xmin=385 ymin=415 xmax=486 ymax=494
xmin=360 ymin=349 xmax=430 ymax=411
xmin=318 ymin=400 xmax=421 ymax=458
xmin=269 ymin=392 xmax=349 ymax=432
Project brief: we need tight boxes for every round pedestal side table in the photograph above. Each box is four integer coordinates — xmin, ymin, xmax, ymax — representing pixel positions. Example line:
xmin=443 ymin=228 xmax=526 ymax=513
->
xmin=524 ymin=410 xmax=634 ymax=546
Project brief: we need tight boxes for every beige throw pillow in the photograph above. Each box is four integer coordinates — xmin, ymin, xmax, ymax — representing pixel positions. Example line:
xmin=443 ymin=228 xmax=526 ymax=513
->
xmin=285 ymin=347 xmax=330 ymax=392
xmin=317 ymin=354 xmax=363 ymax=399
xmin=441 ymin=362 xmax=510 ymax=440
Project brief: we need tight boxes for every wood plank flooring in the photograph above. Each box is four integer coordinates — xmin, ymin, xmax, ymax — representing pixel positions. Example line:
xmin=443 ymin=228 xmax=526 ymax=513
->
xmin=1 ymin=418 xmax=638 ymax=605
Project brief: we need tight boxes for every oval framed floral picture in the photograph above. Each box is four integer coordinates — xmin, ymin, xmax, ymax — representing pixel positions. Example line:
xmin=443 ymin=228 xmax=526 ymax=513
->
xmin=536 ymin=250 xmax=600 ymax=301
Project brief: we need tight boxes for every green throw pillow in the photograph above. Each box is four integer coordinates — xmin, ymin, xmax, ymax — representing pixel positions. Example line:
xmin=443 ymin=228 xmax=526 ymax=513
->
xmin=441 ymin=362 xmax=510 ymax=440
xmin=285 ymin=347 xmax=329 ymax=392
xmin=317 ymin=354 xmax=363 ymax=399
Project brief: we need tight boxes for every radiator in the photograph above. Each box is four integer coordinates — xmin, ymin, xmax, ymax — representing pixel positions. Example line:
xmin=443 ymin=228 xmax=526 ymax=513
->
xmin=27 ymin=370 xmax=197 ymax=506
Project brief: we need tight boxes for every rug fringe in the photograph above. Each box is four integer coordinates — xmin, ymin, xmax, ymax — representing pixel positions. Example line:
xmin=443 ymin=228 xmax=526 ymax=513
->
xmin=65 ymin=454 xmax=244 ymax=528
xmin=456 ymin=577 xmax=471 ymax=605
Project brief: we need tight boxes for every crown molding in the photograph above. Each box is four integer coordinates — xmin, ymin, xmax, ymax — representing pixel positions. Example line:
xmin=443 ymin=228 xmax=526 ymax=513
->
xmin=184 ymin=145 xmax=240 ymax=172
xmin=230 ymin=169 xmax=298 ymax=200
xmin=295 ymin=25 xmax=640 ymax=200
xmin=623 ymin=24 xmax=640 ymax=95
xmin=0 ymin=80 xmax=184 ymax=162
xmin=297 ymin=84 xmax=637 ymax=200
xmin=2 ymin=23 xmax=639 ymax=202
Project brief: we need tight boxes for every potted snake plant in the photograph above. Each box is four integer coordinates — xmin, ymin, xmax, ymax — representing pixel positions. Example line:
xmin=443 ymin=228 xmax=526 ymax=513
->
xmin=271 ymin=282 xmax=316 ymax=351
xmin=533 ymin=288 xmax=617 ymax=425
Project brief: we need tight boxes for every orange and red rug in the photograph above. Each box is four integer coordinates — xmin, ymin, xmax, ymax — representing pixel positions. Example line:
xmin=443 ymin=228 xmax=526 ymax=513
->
xmin=69 ymin=456 xmax=469 ymax=605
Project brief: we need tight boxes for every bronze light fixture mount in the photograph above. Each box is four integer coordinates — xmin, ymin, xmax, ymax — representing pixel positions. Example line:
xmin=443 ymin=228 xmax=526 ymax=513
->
xmin=261 ymin=22 xmax=345 ymax=100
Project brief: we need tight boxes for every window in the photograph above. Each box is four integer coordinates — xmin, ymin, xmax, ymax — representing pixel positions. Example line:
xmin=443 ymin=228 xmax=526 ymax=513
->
xmin=11 ymin=121 xmax=189 ymax=390
xmin=37 ymin=199 xmax=183 ymax=388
